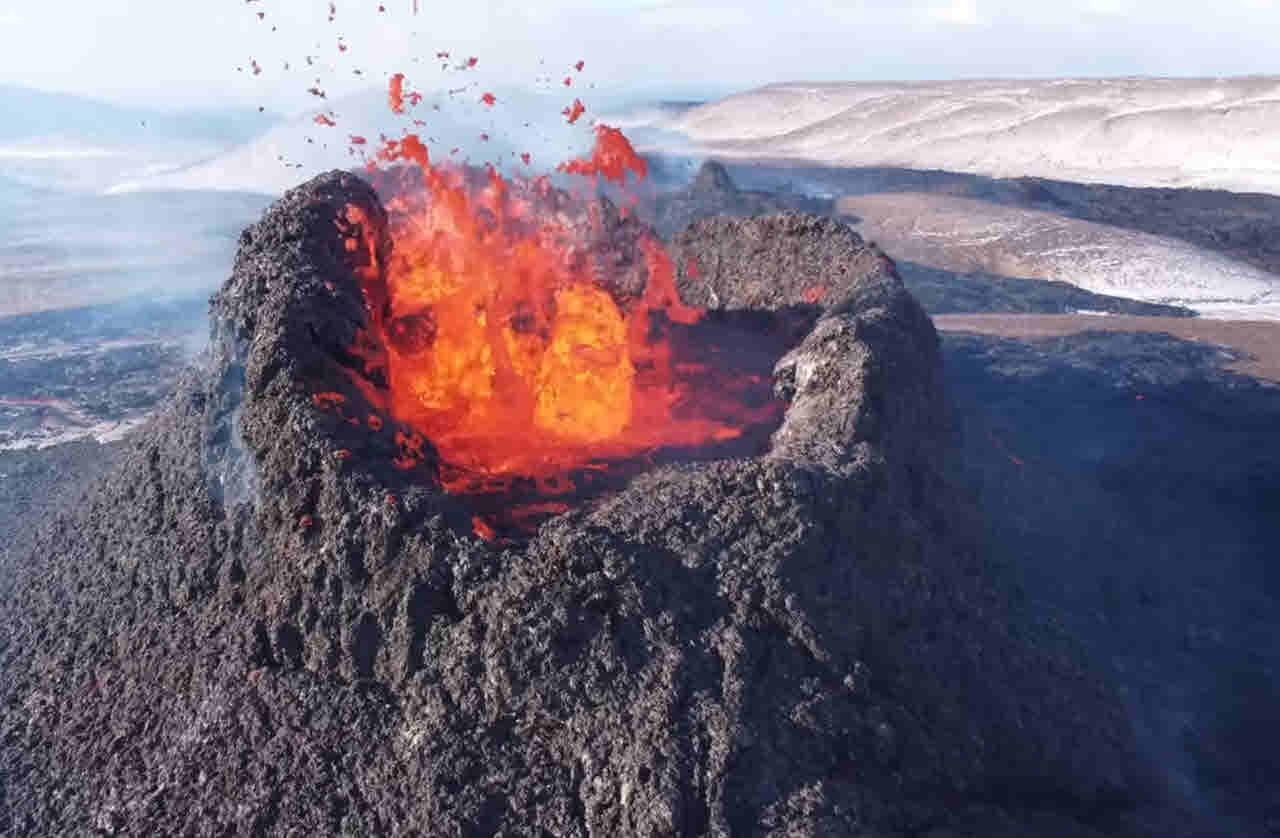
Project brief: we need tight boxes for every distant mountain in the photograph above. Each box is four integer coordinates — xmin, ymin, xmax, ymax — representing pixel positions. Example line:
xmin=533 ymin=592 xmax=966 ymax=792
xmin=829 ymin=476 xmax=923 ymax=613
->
xmin=0 ymin=85 xmax=281 ymax=193
xmin=0 ymin=84 xmax=277 ymax=147
xmin=668 ymin=77 xmax=1280 ymax=196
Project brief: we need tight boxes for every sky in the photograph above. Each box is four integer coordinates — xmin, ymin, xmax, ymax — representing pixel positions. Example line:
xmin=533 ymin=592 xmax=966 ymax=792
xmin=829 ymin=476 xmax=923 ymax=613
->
xmin=1 ymin=0 xmax=1277 ymax=113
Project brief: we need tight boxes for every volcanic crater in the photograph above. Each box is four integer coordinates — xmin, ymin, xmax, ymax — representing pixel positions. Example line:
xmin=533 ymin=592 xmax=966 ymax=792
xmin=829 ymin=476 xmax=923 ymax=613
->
xmin=324 ymin=166 xmax=817 ymax=539
xmin=0 ymin=170 xmax=1186 ymax=836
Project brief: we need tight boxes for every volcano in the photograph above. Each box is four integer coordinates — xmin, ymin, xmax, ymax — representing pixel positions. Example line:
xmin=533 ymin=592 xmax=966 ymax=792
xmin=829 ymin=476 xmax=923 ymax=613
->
xmin=0 ymin=171 xmax=1193 ymax=836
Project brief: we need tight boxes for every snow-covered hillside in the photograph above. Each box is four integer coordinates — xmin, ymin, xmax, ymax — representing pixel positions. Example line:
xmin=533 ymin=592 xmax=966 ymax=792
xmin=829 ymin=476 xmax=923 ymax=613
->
xmin=670 ymin=77 xmax=1280 ymax=195
xmin=840 ymin=193 xmax=1280 ymax=317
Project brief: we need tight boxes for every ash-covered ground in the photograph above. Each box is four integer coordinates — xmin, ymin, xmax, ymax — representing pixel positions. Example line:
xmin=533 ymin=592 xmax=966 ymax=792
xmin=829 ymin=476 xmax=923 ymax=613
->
xmin=0 ymin=298 xmax=206 ymax=568
xmin=1 ymin=161 xmax=1279 ymax=836
xmin=0 ymin=296 xmax=205 ymax=450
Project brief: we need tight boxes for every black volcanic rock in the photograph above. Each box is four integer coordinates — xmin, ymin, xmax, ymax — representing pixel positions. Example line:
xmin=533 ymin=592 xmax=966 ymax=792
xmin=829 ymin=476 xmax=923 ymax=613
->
xmin=690 ymin=160 xmax=738 ymax=197
xmin=0 ymin=172 xmax=1178 ymax=836
xmin=653 ymin=160 xmax=833 ymax=240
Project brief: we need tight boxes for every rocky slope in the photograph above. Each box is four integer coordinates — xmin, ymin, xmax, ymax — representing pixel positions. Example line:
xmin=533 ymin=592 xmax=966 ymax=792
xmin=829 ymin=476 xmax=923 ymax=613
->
xmin=1 ymin=172 xmax=1192 ymax=836
xmin=937 ymin=325 xmax=1280 ymax=838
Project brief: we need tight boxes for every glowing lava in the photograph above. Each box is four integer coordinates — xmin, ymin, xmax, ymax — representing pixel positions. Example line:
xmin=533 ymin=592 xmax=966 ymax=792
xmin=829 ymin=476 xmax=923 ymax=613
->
xmin=336 ymin=77 xmax=787 ymax=537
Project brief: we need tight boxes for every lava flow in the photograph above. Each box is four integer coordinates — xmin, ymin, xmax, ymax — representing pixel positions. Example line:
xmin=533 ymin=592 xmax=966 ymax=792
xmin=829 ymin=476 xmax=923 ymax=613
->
xmin=340 ymin=106 xmax=790 ymax=538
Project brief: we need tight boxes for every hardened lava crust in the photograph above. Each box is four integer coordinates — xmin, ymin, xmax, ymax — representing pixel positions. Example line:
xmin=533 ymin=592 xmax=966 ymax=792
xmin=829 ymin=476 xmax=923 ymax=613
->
xmin=0 ymin=170 xmax=1192 ymax=836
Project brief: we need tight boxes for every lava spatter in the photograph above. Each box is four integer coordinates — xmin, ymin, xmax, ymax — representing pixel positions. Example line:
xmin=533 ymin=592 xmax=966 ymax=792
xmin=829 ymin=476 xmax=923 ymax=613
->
xmin=557 ymin=125 xmax=648 ymax=186
xmin=389 ymin=72 xmax=406 ymax=113
xmin=562 ymin=98 xmax=586 ymax=124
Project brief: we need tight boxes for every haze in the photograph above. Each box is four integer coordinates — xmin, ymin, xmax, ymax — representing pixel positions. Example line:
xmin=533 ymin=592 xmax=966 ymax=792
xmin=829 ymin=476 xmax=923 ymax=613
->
xmin=2 ymin=0 xmax=1277 ymax=111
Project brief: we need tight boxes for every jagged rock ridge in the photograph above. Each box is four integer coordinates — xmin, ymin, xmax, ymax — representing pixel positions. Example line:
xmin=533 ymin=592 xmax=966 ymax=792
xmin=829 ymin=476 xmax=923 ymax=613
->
xmin=1 ymin=171 xmax=1186 ymax=836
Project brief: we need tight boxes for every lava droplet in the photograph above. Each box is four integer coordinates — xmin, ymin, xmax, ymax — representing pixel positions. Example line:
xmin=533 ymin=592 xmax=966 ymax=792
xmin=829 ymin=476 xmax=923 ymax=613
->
xmin=558 ymin=124 xmax=647 ymax=186
xmin=562 ymin=98 xmax=586 ymax=125
xmin=389 ymin=72 xmax=406 ymax=114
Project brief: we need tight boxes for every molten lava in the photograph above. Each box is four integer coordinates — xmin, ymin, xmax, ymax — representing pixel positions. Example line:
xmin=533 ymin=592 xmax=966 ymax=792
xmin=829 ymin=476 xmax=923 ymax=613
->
xmin=339 ymin=101 xmax=788 ymax=537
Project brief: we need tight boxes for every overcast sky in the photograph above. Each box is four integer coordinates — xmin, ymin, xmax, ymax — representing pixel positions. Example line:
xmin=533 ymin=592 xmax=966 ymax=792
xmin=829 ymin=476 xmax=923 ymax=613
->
xmin=2 ymin=0 xmax=1277 ymax=112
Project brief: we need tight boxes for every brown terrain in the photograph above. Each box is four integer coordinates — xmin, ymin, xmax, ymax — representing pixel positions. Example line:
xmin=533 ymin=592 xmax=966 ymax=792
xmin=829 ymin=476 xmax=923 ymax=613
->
xmin=934 ymin=313 xmax=1280 ymax=384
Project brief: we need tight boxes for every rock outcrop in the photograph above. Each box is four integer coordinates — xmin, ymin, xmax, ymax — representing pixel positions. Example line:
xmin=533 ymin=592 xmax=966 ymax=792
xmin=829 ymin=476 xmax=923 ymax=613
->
xmin=1 ymin=171 xmax=1178 ymax=836
xmin=652 ymin=161 xmax=832 ymax=240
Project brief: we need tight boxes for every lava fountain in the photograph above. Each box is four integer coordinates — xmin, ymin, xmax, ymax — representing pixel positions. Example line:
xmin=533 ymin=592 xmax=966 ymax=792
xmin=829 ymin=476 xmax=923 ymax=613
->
xmin=338 ymin=125 xmax=796 ymax=537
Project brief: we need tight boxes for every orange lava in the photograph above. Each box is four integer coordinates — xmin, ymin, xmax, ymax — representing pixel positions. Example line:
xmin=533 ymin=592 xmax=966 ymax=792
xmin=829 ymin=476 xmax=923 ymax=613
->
xmin=557 ymin=125 xmax=647 ymax=186
xmin=312 ymin=391 xmax=347 ymax=408
xmin=389 ymin=72 xmax=406 ymax=113
xmin=562 ymin=98 xmax=585 ymax=125
xmin=471 ymin=517 xmax=498 ymax=541
xmin=342 ymin=123 xmax=785 ymax=534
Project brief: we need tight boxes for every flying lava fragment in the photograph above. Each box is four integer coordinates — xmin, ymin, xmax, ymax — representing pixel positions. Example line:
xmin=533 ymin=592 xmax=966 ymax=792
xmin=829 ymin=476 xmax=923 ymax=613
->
xmin=557 ymin=125 xmax=648 ymax=186
xmin=562 ymin=98 xmax=585 ymax=124
xmin=389 ymin=72 xmax=406 ymax=113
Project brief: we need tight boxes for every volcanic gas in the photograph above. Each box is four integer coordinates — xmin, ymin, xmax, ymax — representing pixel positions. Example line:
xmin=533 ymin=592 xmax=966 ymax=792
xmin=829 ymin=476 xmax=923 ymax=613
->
xmin=337 ymin=123 xmax=794 ymax=537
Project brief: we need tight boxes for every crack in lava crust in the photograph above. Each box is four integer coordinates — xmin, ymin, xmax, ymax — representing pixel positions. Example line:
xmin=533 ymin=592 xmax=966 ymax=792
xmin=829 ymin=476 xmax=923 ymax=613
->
xmin=338 ymin=156 xmax=799 ymax=538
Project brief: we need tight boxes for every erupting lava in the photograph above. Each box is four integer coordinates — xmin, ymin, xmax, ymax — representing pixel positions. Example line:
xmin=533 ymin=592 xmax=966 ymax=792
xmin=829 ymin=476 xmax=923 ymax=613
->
xmin=333 ymin=75 xmax=788 ymax=537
